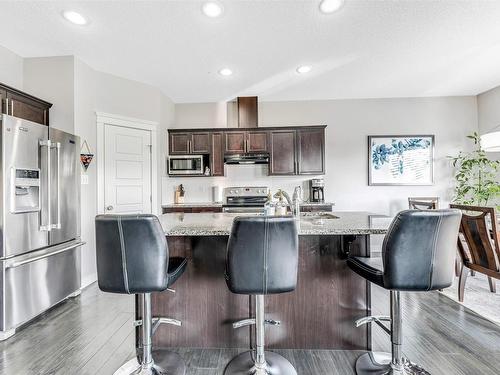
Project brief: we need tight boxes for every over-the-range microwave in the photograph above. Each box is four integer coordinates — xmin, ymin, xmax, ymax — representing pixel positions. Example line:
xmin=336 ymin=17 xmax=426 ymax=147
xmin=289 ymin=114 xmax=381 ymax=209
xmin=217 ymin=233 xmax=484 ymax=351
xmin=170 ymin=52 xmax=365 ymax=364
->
xmin=168 ymin=155 xmax=205 ymax=175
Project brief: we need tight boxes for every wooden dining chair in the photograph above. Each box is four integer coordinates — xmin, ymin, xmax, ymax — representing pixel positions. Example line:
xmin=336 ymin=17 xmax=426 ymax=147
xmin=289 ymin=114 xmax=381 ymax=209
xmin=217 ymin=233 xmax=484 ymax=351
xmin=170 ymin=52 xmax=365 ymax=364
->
xmin=408 ymin=197 xmax=439 ymax=210
xmin=449 ymin=204 xmax=500 ymax=302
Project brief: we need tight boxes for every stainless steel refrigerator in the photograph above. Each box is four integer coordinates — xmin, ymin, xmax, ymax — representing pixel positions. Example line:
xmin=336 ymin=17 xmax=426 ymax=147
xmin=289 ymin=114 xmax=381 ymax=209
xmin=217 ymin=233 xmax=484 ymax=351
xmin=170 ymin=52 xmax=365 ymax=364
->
xmin=0 ymin=114 xmax=83 ymax=340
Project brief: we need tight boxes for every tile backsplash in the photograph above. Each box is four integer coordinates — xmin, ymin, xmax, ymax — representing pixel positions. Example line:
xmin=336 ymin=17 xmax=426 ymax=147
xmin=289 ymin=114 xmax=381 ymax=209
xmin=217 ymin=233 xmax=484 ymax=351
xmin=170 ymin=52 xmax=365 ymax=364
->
xmin=162 ymin=164 xmax=321 ymax=204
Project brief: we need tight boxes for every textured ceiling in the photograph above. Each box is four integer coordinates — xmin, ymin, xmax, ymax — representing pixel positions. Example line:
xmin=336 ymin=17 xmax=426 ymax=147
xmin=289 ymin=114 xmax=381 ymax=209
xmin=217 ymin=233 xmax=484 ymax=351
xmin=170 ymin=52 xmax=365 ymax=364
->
xmin=1 ymin=1 xmax=500 ymax=103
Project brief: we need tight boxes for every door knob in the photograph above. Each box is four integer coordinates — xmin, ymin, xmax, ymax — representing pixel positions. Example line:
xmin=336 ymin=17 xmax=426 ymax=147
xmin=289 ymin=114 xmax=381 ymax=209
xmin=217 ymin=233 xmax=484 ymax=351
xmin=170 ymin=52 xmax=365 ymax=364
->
xmin=106 ymin=205 xmax=114 ymax=211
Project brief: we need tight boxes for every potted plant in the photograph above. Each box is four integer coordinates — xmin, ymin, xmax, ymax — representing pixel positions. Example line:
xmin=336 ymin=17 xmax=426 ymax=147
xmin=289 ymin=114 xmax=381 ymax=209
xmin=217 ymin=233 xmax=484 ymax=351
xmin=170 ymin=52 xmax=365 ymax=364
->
xmin=450 ymin=132 xmax=500 ymax=208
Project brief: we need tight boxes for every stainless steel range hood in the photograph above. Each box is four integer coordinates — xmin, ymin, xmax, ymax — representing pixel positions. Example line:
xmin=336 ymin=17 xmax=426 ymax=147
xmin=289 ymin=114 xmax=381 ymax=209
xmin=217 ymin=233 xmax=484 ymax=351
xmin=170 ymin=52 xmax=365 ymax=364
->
xmin=224 ymin=153 xmax=269 ymax=165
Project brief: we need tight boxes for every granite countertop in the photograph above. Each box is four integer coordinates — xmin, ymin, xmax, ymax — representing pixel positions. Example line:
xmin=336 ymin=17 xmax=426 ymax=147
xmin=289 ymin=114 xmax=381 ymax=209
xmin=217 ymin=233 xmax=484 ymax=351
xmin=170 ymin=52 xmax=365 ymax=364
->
xmin=161 ymin=201 xmax=335 ymax=208
xmin=158 ymin=211 xmax=391 ymax=236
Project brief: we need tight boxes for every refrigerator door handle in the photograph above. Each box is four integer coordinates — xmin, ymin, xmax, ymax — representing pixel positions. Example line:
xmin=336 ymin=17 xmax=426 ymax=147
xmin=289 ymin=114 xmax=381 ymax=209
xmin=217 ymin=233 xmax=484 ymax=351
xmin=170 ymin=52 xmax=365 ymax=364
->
xmin=5 ymin=241 xmax=85 ymax=269
xmin=39 ymin=139 xmax=51 ymax=231
xmin=51 ymin=142 xmax=61 ymax=230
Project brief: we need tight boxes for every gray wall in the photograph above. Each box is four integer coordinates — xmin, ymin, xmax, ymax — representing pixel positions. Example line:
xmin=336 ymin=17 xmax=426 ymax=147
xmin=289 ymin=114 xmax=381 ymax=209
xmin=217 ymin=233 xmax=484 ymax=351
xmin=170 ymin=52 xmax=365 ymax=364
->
xmin=21 ymin=56 xmax=175 ymax=287
xmin=168 ymin=97 xmax=478 ymax=214
xmin=0 ymin=45 xmax=23 ymax=88
xmin=24 ymin=56 xmax=75 ymax=133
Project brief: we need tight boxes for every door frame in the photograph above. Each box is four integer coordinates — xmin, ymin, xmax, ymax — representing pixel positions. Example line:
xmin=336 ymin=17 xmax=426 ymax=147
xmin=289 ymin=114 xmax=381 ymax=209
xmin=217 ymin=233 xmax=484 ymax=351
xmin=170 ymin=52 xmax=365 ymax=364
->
xmin=96 ymin=112 xmax=159 ymax=215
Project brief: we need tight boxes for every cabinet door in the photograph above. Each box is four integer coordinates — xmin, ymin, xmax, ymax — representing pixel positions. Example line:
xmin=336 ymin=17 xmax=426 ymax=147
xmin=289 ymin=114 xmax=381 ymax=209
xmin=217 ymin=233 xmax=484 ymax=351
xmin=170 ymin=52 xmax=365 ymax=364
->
xmin=191 ymin=132 xmax=210 ymax=153
xmin=0 ymin=89 xmax=6 ymax=115
xmin=169 ymin=133 xmax=191 ymax=154
xmin=6 ymin=92 xmax=49 ymax=125
xmin=225 ymin=131 xmax=246 ymax=154
xmin=297 ymin=128 xmax=325 ymax=175
xmin=247 ymin=131 xmax=268 ymax=153
xmin=211 ymin=132 xmax=224 ymax=176
xmin=269 ymin=130 xmax=296 ymax=175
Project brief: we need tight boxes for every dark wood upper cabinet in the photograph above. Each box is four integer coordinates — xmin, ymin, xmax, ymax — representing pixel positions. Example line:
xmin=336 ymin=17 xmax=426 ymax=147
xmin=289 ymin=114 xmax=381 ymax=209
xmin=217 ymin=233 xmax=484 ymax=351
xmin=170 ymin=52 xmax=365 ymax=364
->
xmin=297 ymin=128 xmax=325 ymax=175
xmin=191 ymin=132 xmax=210 ymax=153
xmin=269 ymin=130 xmax=297 ymax=175
xmin=169 ymin=132 xmax=191 ymax=154
xmin=1 ymin=83 xmax=51 ymax=126
xmin=225 ymin=131 xmax=246 ymax=154
xmin=169 ymin=132 xmax=210 ymax=154
xmin=225 ymin=130 xmax=268 ymax=154
xmin=247 ymin=131 xmax=268 ymax=153
xmin=211 ymin=132 xmax=224 ymax=176
xmin=168 ymin=125 xmax=325 ymax=177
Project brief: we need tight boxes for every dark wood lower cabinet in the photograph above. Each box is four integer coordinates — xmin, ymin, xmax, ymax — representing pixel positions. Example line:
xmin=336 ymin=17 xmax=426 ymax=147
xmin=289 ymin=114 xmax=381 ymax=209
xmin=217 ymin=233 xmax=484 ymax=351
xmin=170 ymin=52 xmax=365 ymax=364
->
xmin=300 ymin=204 xmax=333 ymax=212
xmin=162 ymin=206 xmax=222 ymax=214
xmin=149 ymin=234 xmax=370 ymax=350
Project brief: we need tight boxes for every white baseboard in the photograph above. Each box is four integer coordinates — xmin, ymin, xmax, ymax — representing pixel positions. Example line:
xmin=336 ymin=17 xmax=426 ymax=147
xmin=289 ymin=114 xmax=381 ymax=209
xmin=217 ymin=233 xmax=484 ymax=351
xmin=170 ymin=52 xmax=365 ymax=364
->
xmin=81 ymin=273 xmax=97 ymax=289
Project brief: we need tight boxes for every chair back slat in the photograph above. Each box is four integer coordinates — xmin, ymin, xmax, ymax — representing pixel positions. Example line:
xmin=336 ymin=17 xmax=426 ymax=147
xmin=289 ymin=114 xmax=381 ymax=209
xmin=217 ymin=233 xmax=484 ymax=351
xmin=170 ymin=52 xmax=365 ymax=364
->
xmin=408 ymin=197 xmax=439 ymax=210
xmin=449 ymin=204 xmax=500 ymax=273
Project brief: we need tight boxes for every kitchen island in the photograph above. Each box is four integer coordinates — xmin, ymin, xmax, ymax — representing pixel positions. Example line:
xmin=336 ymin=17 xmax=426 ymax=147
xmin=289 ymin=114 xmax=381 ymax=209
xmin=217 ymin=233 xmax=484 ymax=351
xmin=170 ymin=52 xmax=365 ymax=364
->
xmin=142 ymin=212 xmax=391 ymax=351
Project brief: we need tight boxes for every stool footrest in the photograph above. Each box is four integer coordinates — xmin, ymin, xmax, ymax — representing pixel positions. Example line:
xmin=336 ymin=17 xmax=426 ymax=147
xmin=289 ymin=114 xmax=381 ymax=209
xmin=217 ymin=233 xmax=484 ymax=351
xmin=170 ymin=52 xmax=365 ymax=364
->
xmin=133 ymin=317 xmax=182 ymax=333
xmin=355 ymin=315 xmax=391 ymax=335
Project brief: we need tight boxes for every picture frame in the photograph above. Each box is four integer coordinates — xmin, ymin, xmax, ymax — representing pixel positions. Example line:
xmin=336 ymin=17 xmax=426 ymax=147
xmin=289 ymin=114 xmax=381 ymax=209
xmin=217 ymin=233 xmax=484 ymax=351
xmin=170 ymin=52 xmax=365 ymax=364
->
xmin=368 ymin=135 xmax=434 ymax=186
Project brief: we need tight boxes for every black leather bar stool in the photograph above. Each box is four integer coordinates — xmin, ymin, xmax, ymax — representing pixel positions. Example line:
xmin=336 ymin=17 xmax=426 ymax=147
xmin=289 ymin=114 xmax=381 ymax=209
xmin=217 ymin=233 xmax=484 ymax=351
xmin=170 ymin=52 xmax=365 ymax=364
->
xmin=224 ymin=216 xmax=299 ymax=375
xmin=347 ymin=209 xmax=461 ymax=375
xmin=95 ymin=214 xmax=188 ymax=375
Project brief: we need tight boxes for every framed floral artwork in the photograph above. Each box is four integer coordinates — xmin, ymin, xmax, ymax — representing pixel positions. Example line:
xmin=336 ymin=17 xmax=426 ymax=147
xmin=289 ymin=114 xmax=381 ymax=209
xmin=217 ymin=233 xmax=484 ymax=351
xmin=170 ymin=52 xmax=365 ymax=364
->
xmin=368 ymin=135 xmax=434 ymax=186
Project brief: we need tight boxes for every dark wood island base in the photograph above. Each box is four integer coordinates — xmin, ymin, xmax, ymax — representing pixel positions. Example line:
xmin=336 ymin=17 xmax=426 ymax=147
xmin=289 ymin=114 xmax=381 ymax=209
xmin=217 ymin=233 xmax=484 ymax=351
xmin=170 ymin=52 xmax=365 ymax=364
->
xmin=139 ymin=234 xmax=372 ymax=351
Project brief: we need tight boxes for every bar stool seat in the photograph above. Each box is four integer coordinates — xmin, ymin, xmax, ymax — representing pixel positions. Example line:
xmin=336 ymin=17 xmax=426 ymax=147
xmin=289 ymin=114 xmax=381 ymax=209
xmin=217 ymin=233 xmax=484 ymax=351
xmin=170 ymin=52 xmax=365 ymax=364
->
xmin=348 ymin=209 xmax=461 ymax=375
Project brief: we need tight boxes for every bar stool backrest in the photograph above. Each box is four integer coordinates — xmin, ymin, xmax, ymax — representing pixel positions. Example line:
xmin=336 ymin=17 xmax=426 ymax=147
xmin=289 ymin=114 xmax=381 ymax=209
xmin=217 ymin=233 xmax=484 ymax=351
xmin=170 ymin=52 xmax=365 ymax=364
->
xmin=382 ymin=209 xmax=461 ymax=291
xmin=95 ymin=214 xmax=169 ymax=294
xmin=226 ymin=216 xmax=298 ymax=295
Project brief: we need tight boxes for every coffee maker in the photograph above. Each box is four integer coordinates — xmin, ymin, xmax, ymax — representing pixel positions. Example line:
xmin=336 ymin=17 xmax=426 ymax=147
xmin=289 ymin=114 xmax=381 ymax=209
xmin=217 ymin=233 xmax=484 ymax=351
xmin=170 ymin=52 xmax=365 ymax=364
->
xmin=309 ymin=178 xmax=325 ymax=203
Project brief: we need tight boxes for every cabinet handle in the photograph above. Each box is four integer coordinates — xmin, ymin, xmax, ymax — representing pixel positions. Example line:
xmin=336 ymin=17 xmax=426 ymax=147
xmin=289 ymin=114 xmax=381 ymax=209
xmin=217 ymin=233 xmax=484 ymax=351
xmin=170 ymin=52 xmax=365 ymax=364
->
xmin=4 ymin=98 xmax=9 ymax=115
xmin=246 ymin=139 xmax=249 ymax=152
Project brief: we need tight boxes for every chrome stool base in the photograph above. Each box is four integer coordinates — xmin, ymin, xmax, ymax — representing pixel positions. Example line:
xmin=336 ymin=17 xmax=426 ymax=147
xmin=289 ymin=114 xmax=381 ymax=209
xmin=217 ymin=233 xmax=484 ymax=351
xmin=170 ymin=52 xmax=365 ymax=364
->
xmin=224 ymin=350 xmax=297 ymax=375
xmin=114 ymin=349 xmax=186 ymax=375
xmin=355 ymin=352 xmax=430 ymax=375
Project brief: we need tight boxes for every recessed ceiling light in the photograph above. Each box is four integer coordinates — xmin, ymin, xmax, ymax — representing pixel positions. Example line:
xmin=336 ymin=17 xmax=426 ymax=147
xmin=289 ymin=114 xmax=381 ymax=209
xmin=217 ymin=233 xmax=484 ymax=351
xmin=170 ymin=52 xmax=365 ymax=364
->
xmin=296 ymin=66 xmax=312 ymax=74
xmin=202 ymin=2 xmax=224 ymax=18
xmin=62 ymin=10 xmax=88 ymax=25
xmin=218 ymin=68 xmax=233 ymax=76
xmin=319 ymin=0 xmax=344 ymax=14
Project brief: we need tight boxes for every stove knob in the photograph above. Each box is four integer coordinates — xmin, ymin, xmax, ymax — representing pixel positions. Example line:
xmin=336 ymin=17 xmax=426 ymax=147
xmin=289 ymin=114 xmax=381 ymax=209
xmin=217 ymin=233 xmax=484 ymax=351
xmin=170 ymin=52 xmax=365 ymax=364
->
xmin=230 ymin=190 xmax=236 ymax=194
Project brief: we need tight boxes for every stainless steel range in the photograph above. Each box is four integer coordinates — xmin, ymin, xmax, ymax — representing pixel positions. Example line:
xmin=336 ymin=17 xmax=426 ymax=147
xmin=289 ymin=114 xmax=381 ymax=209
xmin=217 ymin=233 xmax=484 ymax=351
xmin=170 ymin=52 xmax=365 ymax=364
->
xmin=222 ymin=186 xmax=269 ymax=213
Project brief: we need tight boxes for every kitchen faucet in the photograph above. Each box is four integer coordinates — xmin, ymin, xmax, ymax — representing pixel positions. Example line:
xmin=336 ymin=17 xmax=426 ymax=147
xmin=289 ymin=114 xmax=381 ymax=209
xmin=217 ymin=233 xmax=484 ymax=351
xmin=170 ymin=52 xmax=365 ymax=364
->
xmin=274 ymin=189 xmax=300 ymax=216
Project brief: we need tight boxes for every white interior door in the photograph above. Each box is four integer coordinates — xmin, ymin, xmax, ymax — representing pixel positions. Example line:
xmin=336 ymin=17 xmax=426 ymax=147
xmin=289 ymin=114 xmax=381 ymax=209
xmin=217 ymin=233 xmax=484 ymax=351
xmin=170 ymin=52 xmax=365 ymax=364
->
xmin=104 ymin=124 xmax=152 ymax=214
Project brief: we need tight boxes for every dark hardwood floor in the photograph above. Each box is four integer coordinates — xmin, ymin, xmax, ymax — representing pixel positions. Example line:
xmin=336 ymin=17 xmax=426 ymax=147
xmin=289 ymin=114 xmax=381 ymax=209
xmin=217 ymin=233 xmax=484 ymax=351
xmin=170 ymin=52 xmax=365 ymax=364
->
xmin=0 ymin=282 xmax=499 ymax=374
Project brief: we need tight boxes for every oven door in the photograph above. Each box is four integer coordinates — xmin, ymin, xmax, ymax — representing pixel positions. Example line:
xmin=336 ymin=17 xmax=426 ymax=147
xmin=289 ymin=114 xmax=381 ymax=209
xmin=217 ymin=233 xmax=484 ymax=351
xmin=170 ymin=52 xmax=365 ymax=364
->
xmin=168 ymin=155 xmax=204 ymax=175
